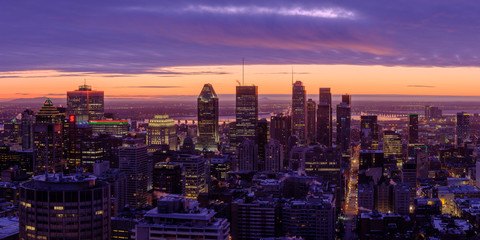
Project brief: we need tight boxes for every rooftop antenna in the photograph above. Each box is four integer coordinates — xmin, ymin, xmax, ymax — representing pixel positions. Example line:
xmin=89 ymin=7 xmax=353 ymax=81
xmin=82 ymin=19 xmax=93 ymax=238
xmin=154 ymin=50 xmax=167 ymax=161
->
xmin=242 ymin=58 xmax=245 ymax=86
xmin=84 ymin=78 xmax=87 ymax=86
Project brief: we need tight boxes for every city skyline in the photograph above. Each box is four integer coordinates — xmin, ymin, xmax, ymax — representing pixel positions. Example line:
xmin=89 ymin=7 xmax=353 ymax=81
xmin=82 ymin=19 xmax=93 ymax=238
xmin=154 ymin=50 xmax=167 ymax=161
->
xmin=2 ymin=1 xmax=480 ymax=99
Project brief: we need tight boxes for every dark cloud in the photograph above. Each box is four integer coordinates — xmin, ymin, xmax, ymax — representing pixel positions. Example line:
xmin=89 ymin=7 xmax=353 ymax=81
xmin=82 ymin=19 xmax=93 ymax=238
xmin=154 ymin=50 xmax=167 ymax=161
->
xmin=0 ymin=0 xmax=479 ymax=74
xmin=407 ymin=85 xmax=435 ymax=88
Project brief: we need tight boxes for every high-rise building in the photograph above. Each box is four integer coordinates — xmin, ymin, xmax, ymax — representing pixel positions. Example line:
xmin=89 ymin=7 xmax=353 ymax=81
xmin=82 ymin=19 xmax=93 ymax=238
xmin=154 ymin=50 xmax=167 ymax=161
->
xmin=98 ymin=168 xmax=127 ymax=217
xmin=402 ymin=161 xmax=417 ymax=210
xmin=19 ymin=173 xmax=110 ymax=239
xmin=383 ymin=130 xmax=403 ymax=166
xmin=257 ymin=118 xmax=269 ymax=171
xmin=133 ymin=195 xmax=230 ymax=240
xmin=270 ymin=114 xmax=291 ymax=146
xmin=393 ymin=183 xmax=410 ymax=215
xmin=197 ymin=83 xmax=219 ymax=151
xmin=153 ymin=162 xmax=184 ymax=195
xmin=171 ymin=154 xmax=208 ymax=199
xmin=292 ymin=81 xmax=307 ymax=144
xmin=67 ymin=84 xmax=104 ymax=123
xmin=89 ymin=120 xmax=129 ymax=137
xmin=265 ymin=139 xmax=284 ymax=172
xmin=336 ymin=95 xmax=351 ymax=154
xmin=147 ymin=115 xmax=178 ymax=152
xmin=237 ymin=139 xmax=259 ymax=172
xmin=359 ymin=150 xmax=385 ymax=170
xmin=306 ymin=99 xmax=316 ymax=145
xmin=317 ymin=88 xmax=332 ymax=147
xmin=235 ymin=86 xmax=258 ymax=144
xmin=21 ymin=109 xmax=35 ymax=151
xmin=119 ymin=138 xmax=149 ymax=208
xmin=360 ymin=115 xmax=379 ymax=150
xmin=456 ymin=112 xmax=470 ymax=146
xmin=408 ymin=114 xmax=419 ymax=144
xmin=358 ymin=183 xmax=374 ymax=213
xmin=33 ymin=99 xmax=63 ymax=175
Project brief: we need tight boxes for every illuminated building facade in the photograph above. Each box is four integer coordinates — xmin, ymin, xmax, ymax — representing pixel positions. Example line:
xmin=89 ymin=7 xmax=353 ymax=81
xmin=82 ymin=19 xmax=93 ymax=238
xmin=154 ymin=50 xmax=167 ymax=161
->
xmin=89 ymin=120 xmax=129 ymax=137
xmin=456 ymin=112 xmax=470 ymax=146
xmin=317 ymin=88 xmax=332 ymax=147
xmin=292 ymin=81 xmax=307 ymax=144
xmin=153 ymin=162 xmax=184 ymax=195
xmin=66 ymin=84 xmax=104 ymax=123
xmin=147 ymin=115 xmax=178 ymax=152
xmin=171 ymin=154 xmax=208 ymax=199
xmin=19 ymin=173 xmax=110 ymax=239
xmin=196 ymin=83 xmax=219 ymax=151
xmin=270 ymin=113 xmax=291 ymax=146
xmin=383 ymin=130 xmax=403 ymax=166
xmin=33 ymin=99 xmax=63 ymax=175
xmin=235 ymin=86 xmax=258 ymax=144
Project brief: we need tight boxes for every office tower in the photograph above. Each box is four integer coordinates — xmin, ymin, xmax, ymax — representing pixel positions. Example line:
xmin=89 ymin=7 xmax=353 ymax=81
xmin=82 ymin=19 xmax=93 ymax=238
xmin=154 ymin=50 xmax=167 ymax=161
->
xmin=19 ymin=173 xmax=110 ymax=239
xmin=147 ymin=115 xmax=178 ymax=152
xmin=33 ymin=99 xmax=63 ymax=175
xmin=257 ymin=118 xmax=268 ymax=171
xmin=408 ymin=113 xmax=419 ymax=144
xmin=21 ymin=109 xmax=35 ymax=150
xmin=99 ymin=168 xmax=127 ymax=217
xmin=235 ymin=86 xmax=258 ymax=144
xmin=228 ymin=122 xmax=237 ymax=149
xmin=282 ymin=196 xmax=336 ymax=240
xmin=153 ymin=162 xmax=184 ymax=194
xmin=383 ymin=130 xmax=403 ymax=165
xmin=265 ymin=139 xmax=284 ymax=172
xmin=171 ymin=154 xmax=208 ymax=199
xmin=237 ymin=139 xmax=259 ymax=171
xmin=425 ymin=105 xmax=442 ymax=120
xmin=197 ymin=83 xmax=219 ymax=151
xmin=2 ymin=117 xmax=22 ymax=146
xmin=456 ymin=112 xmax=470 ymax=146
xmin=66 ymin=84 xmax=104 ymax=122
xmin=402 ymin=161 xmax=417 ymax=210
xmin=336 ymin=95 xmax=351 ymax=154
xmin=134 ymin=195 xmax=230 ymax=240
xmin=360 ymin=115 xmax=379 ymax=150
xmin=289 ymin=146 xmax=307 ymax=172
xmin=306 ymin=99 xmax=316 ymax=145
xmin=119 ymin=138 xmax=149 ymax=208
xmin=270 ymin=113 xmax=291 ymax=146
xmin=210 ymin=155 xmax=232 ymax=183
xmin=393 ymin=183 xmax=411 ymax=215
xmin=317 ymin=88 xmax=333 ymax=147
xmin=64 ymin=120 xmax=94 ymax=170
xmin=89 ymin=120 xmax=129 ymax=137
xmin=292 ymin=81 xmax=307 ymax=144
xmin=358 ymin=183 xmax=375 ymax=213
xmin=231 ymin=195 xmax=281 ymax=240
xmin=342 ymin=94 xmax=351 ymax=106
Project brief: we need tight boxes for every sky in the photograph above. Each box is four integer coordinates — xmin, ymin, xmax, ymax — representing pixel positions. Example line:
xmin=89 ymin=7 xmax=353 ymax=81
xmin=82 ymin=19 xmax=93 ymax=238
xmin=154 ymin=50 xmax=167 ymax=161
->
xmin=1 ymin=1 xmax=480 ymax=100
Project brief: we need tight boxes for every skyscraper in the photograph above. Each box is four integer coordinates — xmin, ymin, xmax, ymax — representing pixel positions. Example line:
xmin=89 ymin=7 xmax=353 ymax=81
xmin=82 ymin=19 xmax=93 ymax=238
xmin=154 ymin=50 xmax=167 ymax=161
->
xmin=383 ymin=130 xmax=403 ymax=166
xmin=257 ymin=118 xmax=269 ymax=170
xmin=270 ymin=113 xmax=291 ymax=146
xmin=265 ymin=139 xmax=284 ymax=172
xmin=119 ymin=138 xmax=149 ymax=208
xmin=306 ymin=99 xmax=316 ymax=145
xmin=292 ymin=81 xmax=307 ymax=144
xmin=21 ymin=109 xmax=35 ymax=150
xmin=235 ymin=86 xmax=258 ymax=144
xmin=317 ymin=88 xmax=332 ymax=147
xmin=171 ymin=154 xmax=208 ymax=199
xmin=336 ymin=95 xmax=351 ymax=154
xmin=19 ymin=173 xmax=111 ymax=239
xmin=237 ymin=139 xmax=259 ymax=171
xmin=360 ymin=115 xmax=379 ymax=150
xmin=456 ymin=112 xmax=470 ymax=146
xmin=408 ymin=114 xmax=419 ymax=144
xmin=197 ymin=83 xmax=219 ymax=151
xmin=147 ymin=115 xmax=178 ymax=152
xmin=66 ymin=84 xmax=104 ymax=122
xmin=33 ymin=99 xmax=63 ymax=175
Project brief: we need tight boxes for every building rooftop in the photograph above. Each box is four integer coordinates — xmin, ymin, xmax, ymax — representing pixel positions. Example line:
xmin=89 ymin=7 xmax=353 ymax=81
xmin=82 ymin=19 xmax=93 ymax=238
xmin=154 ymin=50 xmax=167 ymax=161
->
xmin=0 ymin=217 xmax=19 ymax=239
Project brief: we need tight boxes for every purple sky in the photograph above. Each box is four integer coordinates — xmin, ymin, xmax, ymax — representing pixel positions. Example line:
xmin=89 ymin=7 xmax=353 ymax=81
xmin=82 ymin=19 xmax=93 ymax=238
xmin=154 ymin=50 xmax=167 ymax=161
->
xmin=1 ymin=0 xmax=479 ymax=74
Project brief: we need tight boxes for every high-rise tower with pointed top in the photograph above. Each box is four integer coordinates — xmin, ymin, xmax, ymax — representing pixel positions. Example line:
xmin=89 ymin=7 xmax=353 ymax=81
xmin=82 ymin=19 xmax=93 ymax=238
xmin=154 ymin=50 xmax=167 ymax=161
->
xmin=196 ymin=84 xmax=219 ymax=151
xmin=292 ymin=81 xmax=307 ymax=144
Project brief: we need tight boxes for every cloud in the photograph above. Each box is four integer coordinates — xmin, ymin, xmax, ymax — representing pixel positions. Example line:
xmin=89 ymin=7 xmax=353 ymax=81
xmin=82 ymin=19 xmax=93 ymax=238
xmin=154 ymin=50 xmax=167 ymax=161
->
xmin=407 ymin=85 xmax=435 ymax=88
xmin=0 ymin=1 xmax=480 ymax=74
